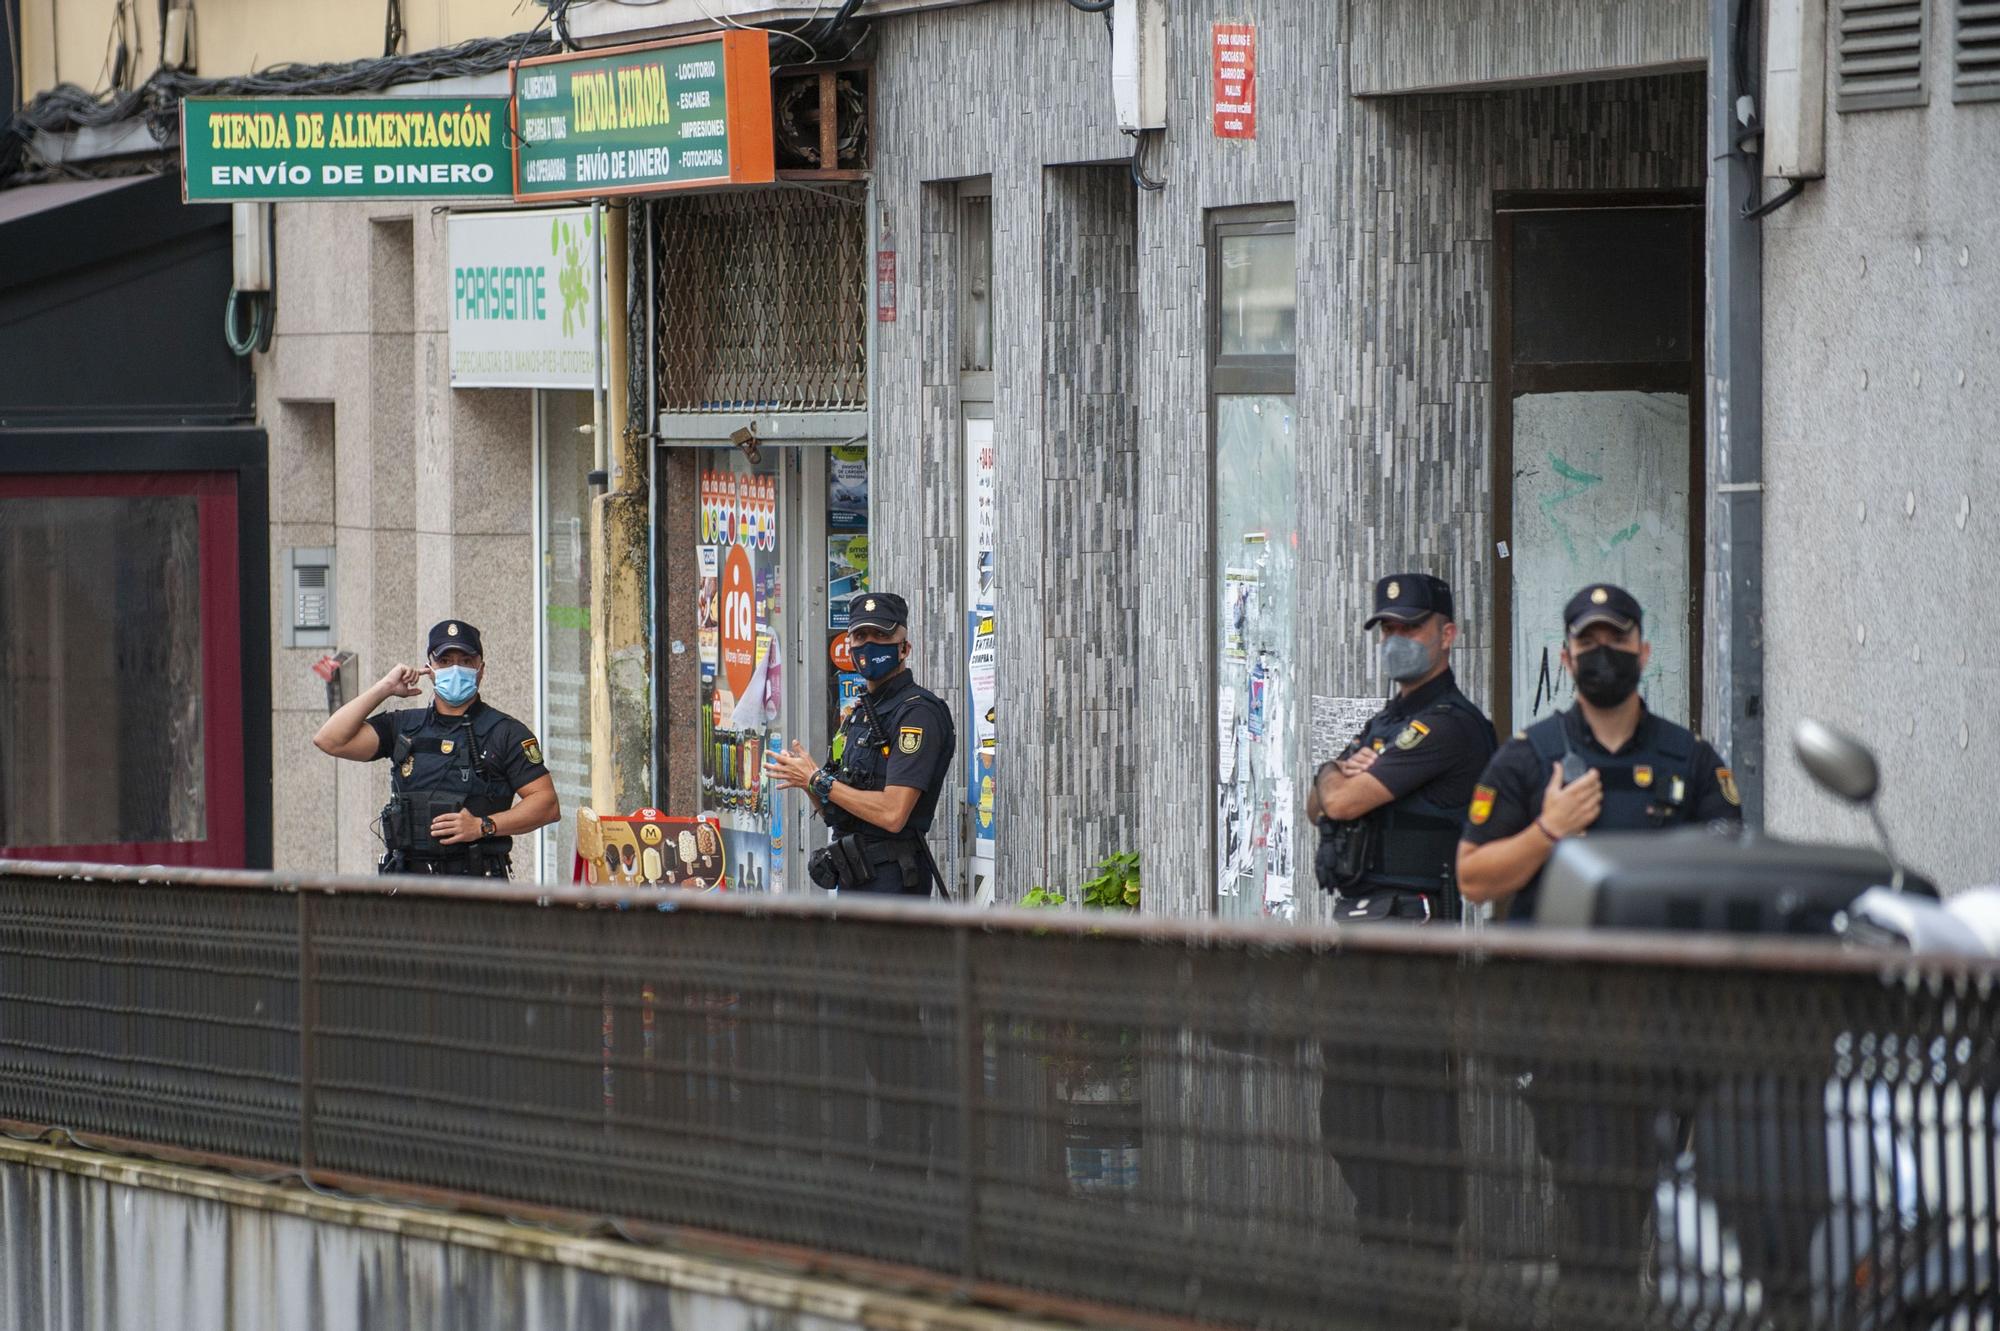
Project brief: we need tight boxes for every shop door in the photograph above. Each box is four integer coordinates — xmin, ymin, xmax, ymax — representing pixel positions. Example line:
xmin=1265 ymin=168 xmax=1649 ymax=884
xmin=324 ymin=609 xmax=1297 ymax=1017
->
xmin=1493 ymin=195 xmax=1703 ymax=735
xmin=0 ymin=472 xmax=246 ymax=866
xmin=689 ymin=443 xmax=865 ymax=893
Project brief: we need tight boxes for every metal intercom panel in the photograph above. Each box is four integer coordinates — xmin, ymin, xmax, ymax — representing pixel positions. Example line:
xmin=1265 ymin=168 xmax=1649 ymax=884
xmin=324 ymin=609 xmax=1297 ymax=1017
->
xmin=285 ymin=546 xmax=334 ymax=648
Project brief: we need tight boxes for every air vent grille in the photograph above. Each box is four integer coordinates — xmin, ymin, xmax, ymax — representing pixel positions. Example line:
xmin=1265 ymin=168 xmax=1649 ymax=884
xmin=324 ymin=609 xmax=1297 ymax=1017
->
xmin=1837 ymin=0 xmax=1929 ymax=110
xmin=1957 ymin=0 xmax=2000 ymax=100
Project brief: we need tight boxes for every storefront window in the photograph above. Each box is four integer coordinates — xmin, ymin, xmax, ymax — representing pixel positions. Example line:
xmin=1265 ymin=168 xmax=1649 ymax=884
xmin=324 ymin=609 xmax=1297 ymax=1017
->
xmin=0 ymin=492 xmax=206 ymax=847
xmin=1210 ymin=209 xmax=1297 ymax=920
xmin=537 ymin=391 xmax=595 ymax=881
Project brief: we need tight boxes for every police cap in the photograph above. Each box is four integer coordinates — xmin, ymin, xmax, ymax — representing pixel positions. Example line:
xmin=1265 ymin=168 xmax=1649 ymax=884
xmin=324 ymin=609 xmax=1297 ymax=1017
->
xmin=1563 ymin=584 xmax=1644 ymax=636
xmin=427 ymin=619 xmax=484 ymax=660
xmin=846 ymin=593 xmax=909 ymax=632
xmin=1363 ymin=574 xmax=1455 ymax=629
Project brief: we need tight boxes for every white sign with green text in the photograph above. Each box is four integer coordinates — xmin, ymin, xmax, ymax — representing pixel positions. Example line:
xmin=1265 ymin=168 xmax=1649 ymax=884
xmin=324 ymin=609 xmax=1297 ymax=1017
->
xmin=447 ymin=207 xmax=602 ymax=389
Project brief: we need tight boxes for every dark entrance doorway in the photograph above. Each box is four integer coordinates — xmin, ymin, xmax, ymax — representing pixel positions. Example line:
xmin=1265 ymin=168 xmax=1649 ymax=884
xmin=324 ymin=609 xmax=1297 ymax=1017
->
xmin=1492 ymin=192 xmax=1704 ymax=736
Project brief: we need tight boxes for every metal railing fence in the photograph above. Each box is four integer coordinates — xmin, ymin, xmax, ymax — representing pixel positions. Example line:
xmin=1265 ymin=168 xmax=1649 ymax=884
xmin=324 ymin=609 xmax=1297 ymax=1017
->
xmin=0 ymin=860 xmax=1995 ymax=1330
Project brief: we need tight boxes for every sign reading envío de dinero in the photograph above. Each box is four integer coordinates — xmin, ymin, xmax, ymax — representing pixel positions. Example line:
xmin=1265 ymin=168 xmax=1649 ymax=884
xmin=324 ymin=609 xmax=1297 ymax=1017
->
xmin=511 ymin=31 xmax=774 ymax=203
xmin=181 ymin=96 xmax=513 ymax=201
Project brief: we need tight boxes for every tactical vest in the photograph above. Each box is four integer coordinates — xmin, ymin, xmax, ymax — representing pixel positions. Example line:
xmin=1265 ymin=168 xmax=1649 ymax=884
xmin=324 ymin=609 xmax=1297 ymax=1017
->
xmin=1322 ymin=689 xmax=1493 ymax=907
xmin=1511 ymin=709 xmax=1701 ymax=920
xmin=826 ymin=679 xmax=954 ymax=843
xmin=380 ymin=705 xmax=516 ymax=861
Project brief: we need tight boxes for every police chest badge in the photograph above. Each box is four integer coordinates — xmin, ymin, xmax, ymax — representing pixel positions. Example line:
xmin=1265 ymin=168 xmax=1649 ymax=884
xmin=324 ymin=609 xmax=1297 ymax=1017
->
xmin=1717 ymin=767 xmax=1741 ymax=806
xmin=400 ymin=759 xmax=414 ymax=779
xmin=898 ymin=726 xmax=924 ymax=755
xmin=1633 ymin=765 xmax=1653 ymax=789
xmin=522 ymin=736 xmax=543 ymax=766
xmin=440 ymin=739 xmax=454 ymax=755
xmin=1393 ymin=720 xmax=1430 ymax=751
xmin=1469 ymin=784 xmax=1496 ymax=825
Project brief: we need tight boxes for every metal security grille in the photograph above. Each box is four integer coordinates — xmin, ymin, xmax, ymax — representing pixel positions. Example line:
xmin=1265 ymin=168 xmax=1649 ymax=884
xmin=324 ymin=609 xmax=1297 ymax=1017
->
xmin=1838 ymin=0 xmax=1931 ymax=110
xmin=1957 ymin=0 xmax=2000 ymax=99
xmin=3 ymin=860 xmax=1998 ymax=1331
xmin=653 ymin=187 xmax=867 ymax=413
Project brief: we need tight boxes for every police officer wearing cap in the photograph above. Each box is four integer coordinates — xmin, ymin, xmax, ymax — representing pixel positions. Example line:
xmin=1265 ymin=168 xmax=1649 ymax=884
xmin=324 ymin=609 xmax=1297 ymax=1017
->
xmin=313 ymin=620 xmax=559 ymax=876
xmin=1455 ymin=583 xmax=1740 ymax=915
xmin=768 ymin=593 xmax=957 ymax=895
xmin=1312 ymin=573 xmax=1494 ymax=1289
xmin=1312 ymin=573 xmax=1496 ymax=919
xmin=1455 ymin=584 xmax=1739 ymax=1300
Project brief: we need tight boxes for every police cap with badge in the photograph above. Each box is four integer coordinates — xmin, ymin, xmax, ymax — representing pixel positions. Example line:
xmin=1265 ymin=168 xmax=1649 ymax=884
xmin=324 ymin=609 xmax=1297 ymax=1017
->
xmin=847 ymin=592 xmax=909 ymax=632
xmin=1363 ymin=573 xmax=1455 ymax=629
xmin=428 ymin=618 xmax=484 ymax=659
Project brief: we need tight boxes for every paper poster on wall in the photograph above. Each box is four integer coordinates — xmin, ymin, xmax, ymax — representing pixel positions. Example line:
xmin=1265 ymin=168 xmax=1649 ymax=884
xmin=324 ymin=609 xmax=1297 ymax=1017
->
xmin=829 ymin=444 xmax=869 ymax=531
xmin=827 ymin=533 xmax=870 ymax=630
xmin=1223 ymin=568 xmax=1259 ymax=662
xmin=697 ymin=544 xmax=721 ymax=678
xmin=963 ymin=415 xmax=998 ymax=871
xmin=965 ymin=611 xmax=997 ymax=850
xmin=965 ymin=417 xmax=996 ymax=604
xmin=1310 ymin=695 xmax=1381 ymax=766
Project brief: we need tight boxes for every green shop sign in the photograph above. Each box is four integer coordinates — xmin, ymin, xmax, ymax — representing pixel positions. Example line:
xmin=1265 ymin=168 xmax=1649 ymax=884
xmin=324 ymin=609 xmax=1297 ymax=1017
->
xmin=182 ymin=96 xmax=513 ymax=201
xmin=511 ymin=31 xmax=773 ymax=203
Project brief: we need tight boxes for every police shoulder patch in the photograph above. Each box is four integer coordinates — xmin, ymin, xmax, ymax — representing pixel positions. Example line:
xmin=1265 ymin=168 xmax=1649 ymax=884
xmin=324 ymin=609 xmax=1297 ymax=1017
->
xmin=898 ymin=725 xmax=924 ymax=755
xmin=1717 ymin=767 xmax=1741 ymax=806
xmin=1393 ymin=720 xmax=1431 ymax=751
xmin=1469 ymin=784 xmax=1496 ymax=825
xmin=521 ymin=736 xmax=543 ymax=766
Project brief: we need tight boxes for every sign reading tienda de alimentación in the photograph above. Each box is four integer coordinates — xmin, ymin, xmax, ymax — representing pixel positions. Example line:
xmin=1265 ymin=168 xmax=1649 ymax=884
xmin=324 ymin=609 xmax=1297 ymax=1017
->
xmin=181 ymin=97 xmax=513 ymax=201
xmin=511 ymin=31 xmax=774 ymax=203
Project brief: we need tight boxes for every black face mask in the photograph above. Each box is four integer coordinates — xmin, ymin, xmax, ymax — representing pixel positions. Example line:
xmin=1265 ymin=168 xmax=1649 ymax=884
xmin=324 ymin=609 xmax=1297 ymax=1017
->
xmin=1572 ymin=645 xmax=1643 ymax=708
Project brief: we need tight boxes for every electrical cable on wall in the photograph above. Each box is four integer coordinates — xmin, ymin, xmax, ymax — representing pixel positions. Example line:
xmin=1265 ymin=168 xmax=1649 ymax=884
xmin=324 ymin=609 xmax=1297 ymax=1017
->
xmin=383 ymin=0 xmax=406 ymax=57
xmin=2 ymin=29 xmax=556 ymax=185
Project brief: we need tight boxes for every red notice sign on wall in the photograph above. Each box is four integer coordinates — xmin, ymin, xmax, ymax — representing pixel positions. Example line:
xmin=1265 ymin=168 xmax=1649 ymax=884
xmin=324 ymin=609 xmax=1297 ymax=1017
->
xmin=1212 ymin=23 xmax=1256 ymax=139
xmin=1208 ymin=23 xmax=1256 ymax=138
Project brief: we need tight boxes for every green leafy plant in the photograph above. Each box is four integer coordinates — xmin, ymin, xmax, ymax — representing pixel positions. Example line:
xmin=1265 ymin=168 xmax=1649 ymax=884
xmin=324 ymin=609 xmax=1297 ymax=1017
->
xmin=1077 ymin=851 xmax=1140 ymax=910
xmin=1018 ymin=853 xmax=1139 ymax=911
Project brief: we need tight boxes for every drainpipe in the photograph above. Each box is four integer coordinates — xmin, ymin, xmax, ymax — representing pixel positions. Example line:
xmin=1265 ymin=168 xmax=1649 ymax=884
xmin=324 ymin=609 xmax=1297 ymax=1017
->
xmin=1709 ymin=0 xmax=1765 ymax=825
xmin=589 ymin=203 xmax=652 ymax=817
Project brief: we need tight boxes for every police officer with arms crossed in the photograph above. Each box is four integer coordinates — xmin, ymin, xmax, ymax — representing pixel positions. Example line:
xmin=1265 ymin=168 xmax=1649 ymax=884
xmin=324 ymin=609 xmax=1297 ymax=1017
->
xmin=1311 ymin=574 xmax=1494 ymax=1304
xmin=1455 ymin=583 xmax=1740 ymax=1297
xmin=313 ymin=620 xmax=559 ymax=876
xmin=768 ymin=593 xmax=956 ymax=896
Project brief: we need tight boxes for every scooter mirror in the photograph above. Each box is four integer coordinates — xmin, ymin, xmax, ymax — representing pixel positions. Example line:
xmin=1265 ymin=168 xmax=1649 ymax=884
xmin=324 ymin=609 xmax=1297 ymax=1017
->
xmin=1793 ymin=718 xmax=1879 ymax=805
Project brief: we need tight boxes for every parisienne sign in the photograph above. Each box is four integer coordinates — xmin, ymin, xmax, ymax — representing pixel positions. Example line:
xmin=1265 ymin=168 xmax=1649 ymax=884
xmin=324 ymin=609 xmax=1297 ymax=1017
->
xmin=181 ymin=97 xmax=513 ymax=201
xmin=511 ymin=31 xmax=774 ymax=203
xmin=448 ymin=207 xmax=603 ymax=390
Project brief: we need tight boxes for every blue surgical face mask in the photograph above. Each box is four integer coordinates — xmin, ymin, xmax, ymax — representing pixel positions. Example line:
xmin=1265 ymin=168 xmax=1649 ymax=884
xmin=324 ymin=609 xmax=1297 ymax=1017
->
xmin=433 ymin=664 xmax=480 ymax=705
xmin=853 ymin=641 xmax=903 ymax=681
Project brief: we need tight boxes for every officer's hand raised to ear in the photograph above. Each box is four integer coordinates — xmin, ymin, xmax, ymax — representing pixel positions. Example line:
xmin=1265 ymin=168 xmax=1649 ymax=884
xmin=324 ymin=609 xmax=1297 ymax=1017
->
xmin=1540 ymin=762 xmax=1603 ymax=839
xmin=378 ymin=663 xmax=428 ymax=699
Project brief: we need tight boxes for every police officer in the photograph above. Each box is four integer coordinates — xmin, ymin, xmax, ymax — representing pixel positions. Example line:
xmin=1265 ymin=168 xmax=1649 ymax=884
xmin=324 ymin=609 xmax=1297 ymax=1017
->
xmin=312 ymin=620 xmax=559 ymax=876
xmin=1312 ymin=573 xmax=1496 ymax=919
xmin=1312 ymin=573 xmax=1494 ymax=1303
xmin=1455 ymin=584 xmax=1740 ymax=1302
xmin=1455 ymin=583 xmax=1739 ymax=914
xmin=769 ymin=593 xmax=956 ymax=896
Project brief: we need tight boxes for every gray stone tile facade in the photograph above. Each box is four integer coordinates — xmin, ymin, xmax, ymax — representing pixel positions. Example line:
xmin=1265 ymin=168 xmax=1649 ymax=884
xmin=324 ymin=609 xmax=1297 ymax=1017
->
xmin=870 ymin=0 xmax=1705 ymax=916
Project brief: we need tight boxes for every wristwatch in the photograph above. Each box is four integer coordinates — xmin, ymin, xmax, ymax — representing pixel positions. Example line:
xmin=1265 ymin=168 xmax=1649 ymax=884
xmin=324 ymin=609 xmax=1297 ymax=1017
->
xmin=479 ymin=815 xmax=497 ymax=839
xmin=809 ymin=766 xmax=838 ymax=802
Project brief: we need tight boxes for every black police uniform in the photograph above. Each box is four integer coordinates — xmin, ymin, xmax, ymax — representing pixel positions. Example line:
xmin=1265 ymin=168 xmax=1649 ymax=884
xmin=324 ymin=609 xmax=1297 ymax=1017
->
xmin=815 ymin=596 xmax=956 ymax=895
xmin=1459 ymin=584 xmax=1741 ymax=1303
xmin=363 ymin=621 xmax=549 ymax=877
xmin=1316 ymin=575 xmax=1495 ymax=1297
xmin=1317 ymin=671 xmax=1495 ymax=920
